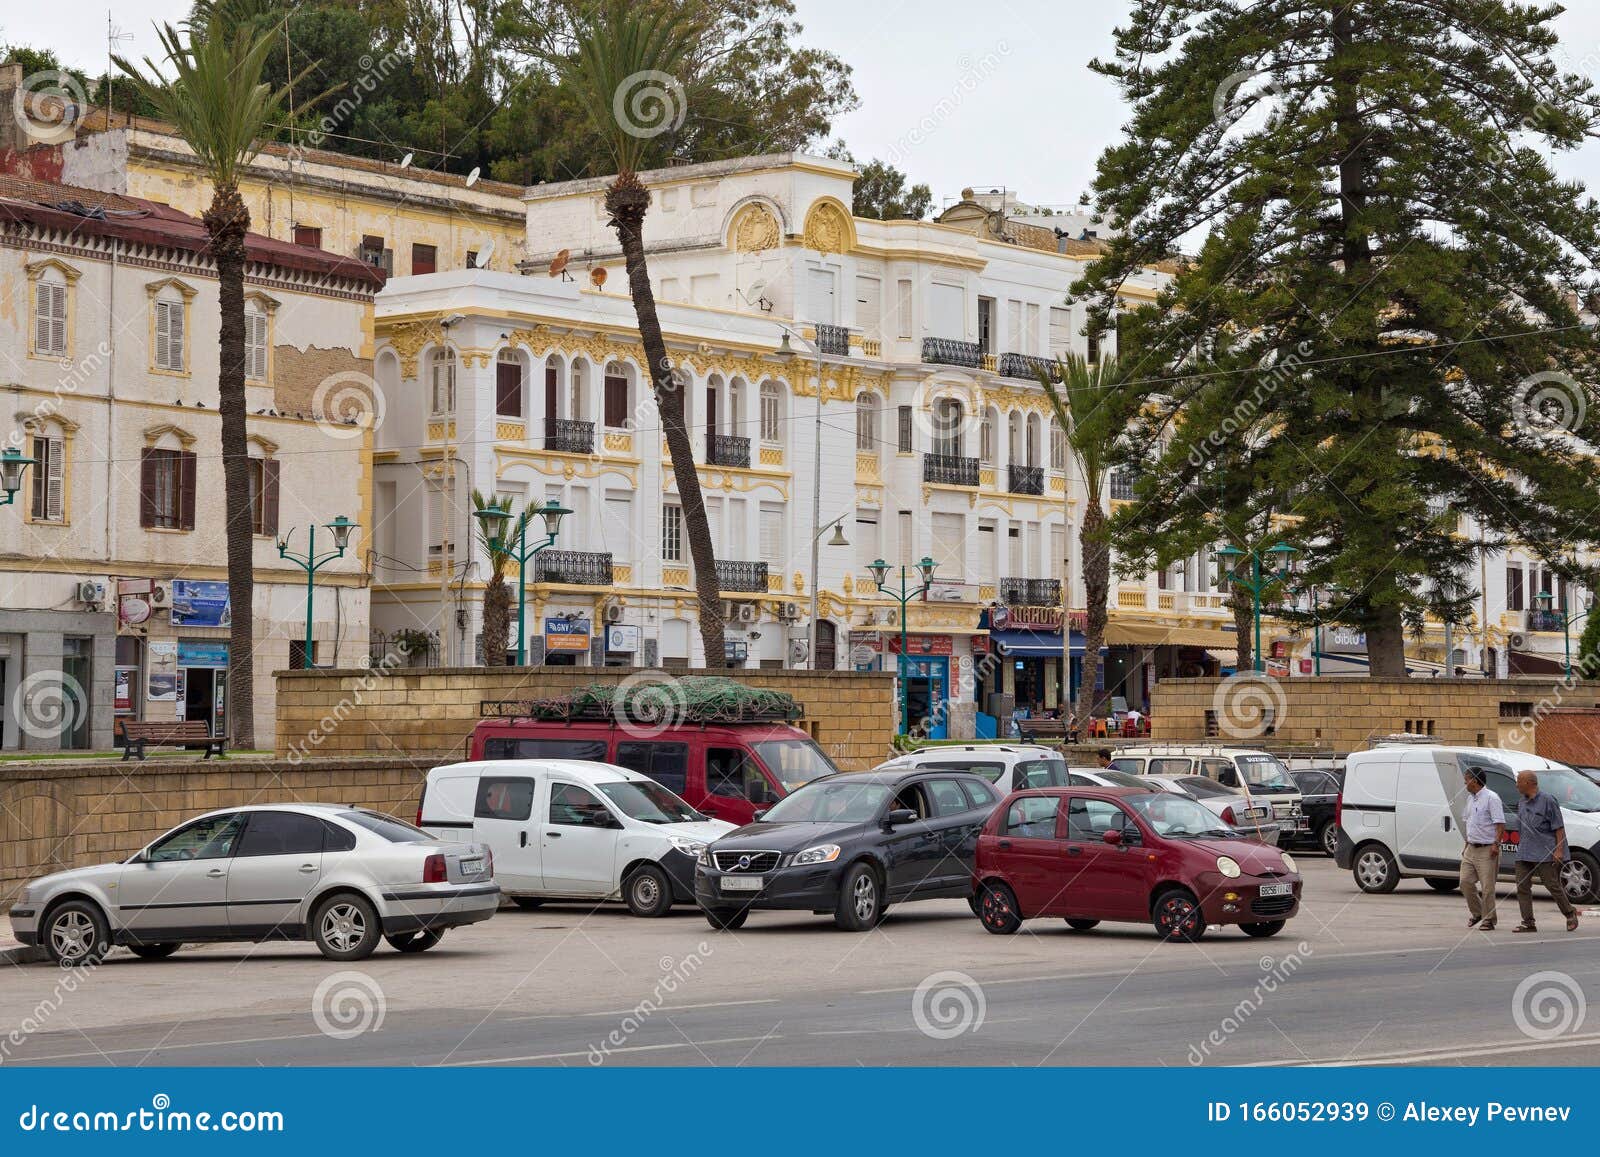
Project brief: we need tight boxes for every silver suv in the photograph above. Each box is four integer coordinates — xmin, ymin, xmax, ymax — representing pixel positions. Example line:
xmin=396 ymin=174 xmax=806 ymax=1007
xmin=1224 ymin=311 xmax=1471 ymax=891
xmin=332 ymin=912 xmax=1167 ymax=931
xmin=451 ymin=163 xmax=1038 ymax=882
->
xmin=873 ymin=744 xmax=1070 ymax=793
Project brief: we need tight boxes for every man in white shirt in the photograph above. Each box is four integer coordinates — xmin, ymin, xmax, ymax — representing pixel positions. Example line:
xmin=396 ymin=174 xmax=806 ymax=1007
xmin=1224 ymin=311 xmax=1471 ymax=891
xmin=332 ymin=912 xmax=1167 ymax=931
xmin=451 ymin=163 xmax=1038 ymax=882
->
xmin=1460 ymin=766 xmax=1506 ymax=930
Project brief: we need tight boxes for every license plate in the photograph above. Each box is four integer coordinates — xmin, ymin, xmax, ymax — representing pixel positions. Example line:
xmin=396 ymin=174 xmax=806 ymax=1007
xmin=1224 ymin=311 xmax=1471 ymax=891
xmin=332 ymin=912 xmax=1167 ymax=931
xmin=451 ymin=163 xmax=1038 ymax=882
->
xmin=720 ymin=876 xmax=763 ymax=892
xmin=1259 ymin=882 xmax=1292 ymax=898
xmin=460 ymin=857 xmax=485 ymax=875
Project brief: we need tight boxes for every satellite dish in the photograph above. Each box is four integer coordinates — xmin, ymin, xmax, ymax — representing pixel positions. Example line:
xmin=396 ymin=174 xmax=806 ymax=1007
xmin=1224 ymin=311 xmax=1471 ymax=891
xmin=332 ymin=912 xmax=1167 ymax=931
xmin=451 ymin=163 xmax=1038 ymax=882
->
xmin=548 ymin=248 xmax=572 ymax=280
xmin=589 ymin=266 xmax=608 ymax=288
xmin=474 ymin=238 xmax=495 ymax=268
xmin=465 ymin=166 xmax=481 ymax=187
xmin=745 ymin=279 xmax=768 ymax=302
xmin=398 ymin=152 xmax=414 ymax=169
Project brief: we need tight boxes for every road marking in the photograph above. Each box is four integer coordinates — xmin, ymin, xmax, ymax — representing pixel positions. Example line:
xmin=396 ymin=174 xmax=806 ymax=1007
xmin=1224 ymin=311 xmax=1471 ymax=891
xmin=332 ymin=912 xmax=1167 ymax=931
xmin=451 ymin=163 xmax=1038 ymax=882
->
xmin=14 ymin=1030 xmax=333 ymax=1064
xmin=446 ymin=1034 xmax=783 ymax=1065
xmin=1246 ymin=1030 xmax=1600 ymax=1067
xmin=507 ymin=998 xmax=779 ymax=1022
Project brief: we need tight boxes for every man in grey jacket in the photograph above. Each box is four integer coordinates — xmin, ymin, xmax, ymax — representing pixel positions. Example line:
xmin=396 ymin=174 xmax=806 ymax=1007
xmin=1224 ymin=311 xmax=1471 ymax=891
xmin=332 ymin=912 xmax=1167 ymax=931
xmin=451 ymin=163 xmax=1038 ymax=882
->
xmin=1514 ymin=771 xmax=1579 ymax=933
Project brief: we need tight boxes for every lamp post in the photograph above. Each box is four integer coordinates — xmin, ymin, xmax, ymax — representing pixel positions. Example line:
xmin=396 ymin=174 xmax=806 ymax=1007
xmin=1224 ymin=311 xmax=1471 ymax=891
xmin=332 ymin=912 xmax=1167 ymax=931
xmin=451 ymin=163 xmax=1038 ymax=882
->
xmin=0 ymin=447 xmax=36 ymax=508
xmin=870 ymin=556 xmax=937 ymax=735
xmin=473 ymin=498 xmax=570 ymax=666
xmin=277 ymin=516 xmax=359 ymax=669
xmin=774 ymin=327 xmax=828 ymax=668
xmin=1213 ymin=541 xmax=1298 ymax=673
xmin=1534 ymin=589 xmax=1595 ymax=678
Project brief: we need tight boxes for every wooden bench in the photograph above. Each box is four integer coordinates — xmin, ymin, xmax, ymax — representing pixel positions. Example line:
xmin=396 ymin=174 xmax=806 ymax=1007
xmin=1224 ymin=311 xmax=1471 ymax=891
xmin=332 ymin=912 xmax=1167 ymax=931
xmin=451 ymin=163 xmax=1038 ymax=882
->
xmin=119 ymin=719 xmax=226 ymax=762
xmin=1016 ymin=718 xmax=1075 ymax=744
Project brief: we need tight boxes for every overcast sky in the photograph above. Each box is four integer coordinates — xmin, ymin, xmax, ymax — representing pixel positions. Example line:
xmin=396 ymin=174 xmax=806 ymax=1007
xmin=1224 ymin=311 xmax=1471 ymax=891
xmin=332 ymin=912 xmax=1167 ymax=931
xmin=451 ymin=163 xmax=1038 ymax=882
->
xmin=10 ymin=1 xmax=1600 ymax=209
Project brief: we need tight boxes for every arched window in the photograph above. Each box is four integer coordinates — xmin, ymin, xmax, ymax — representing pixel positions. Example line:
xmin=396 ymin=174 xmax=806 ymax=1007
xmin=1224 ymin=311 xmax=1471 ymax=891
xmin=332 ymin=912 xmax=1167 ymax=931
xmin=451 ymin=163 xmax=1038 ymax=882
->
xmin=855 ymin=391 xmax=878 ymax=451
xmin=759 ymin=381 xmax=782 ymax=444
xmin=1050 ymin=420 xmax=1066 ymax=471
xmin=429 ymin=347 xmax=456 ymax=415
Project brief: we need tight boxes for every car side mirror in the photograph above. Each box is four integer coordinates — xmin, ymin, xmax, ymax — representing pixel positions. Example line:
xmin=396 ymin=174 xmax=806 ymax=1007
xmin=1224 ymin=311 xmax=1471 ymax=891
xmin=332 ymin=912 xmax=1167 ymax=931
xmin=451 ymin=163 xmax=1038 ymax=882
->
xmin=1101 ymin=829 xmax=1123 ymax=846
xmin=883 ymin=808 xmax=918 ymax=829
xmin=752 ymin=809 xmax=769 ymax=822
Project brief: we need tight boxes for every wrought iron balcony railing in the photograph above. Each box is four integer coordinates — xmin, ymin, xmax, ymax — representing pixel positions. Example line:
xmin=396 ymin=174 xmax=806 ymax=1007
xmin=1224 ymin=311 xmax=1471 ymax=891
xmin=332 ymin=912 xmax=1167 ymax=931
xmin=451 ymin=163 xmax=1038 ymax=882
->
xmin=707 ymin=433 xmax=751 ymax=468
xmin=921 ymin=337 xmax=983 ymax=369
xmin=1008 ymin=463 xmax=1045 ymax=495
xmin=533 ymin=550 xmax=613 ymax=586
xmin=1109 ymin=469 xmax=1138 ymax=501
xmin=544 ymin=417 xmax=594 ymax=454
xmin=715 ymin=559 xmax=769 ymax=593
xmin=923 ymin=452 xmax=981 ymax=487
xmin=1527 ymin=608 xmax=1568 ymax=633
xmin=816 ymin=324 xmax=850 ymax=356
xmin=998 ymin=352 xmax=1062 ymax=382
xmin=999 ymin=578 xmax=1062 ymax=607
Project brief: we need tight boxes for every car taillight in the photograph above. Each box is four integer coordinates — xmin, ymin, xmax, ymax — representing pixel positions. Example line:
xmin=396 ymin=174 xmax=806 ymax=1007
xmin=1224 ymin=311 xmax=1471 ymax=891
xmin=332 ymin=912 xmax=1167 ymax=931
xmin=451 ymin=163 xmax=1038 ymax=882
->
xmin=1221 ymin=806 xmax=1237 ymax=825
xmin=416 ymin=783 xmax=427 ymax=828
xmin=1335 ymin=792 xmax=1343 ymax=831
xmin=423 ymin=853 xmax=447 ymax=883
xmin=484 ymin=848 xmax=494 ymax=876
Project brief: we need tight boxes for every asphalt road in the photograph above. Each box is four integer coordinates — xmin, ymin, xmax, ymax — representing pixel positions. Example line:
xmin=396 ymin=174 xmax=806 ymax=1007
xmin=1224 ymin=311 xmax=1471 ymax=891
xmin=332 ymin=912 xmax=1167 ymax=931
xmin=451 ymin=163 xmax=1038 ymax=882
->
xmin=5 ymin=859 xmax=1599 ymax=1067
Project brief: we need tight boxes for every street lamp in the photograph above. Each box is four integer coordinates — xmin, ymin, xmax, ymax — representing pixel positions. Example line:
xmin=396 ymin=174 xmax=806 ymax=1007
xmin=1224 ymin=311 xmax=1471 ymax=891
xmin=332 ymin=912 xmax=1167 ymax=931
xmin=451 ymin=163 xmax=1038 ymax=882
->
xmin=277 ymin=516 xmax=361 ymax=668
xmin=871 ymin=556 xmax=938 ymax=735
xmin=1534 ymin=588 xmax=1595 ymax=678
xmin=473 ymin=497 xmax=570 ymax=666
xmin=0 ymin=447 xmax=36 ymax=507
xmin=774 ymin=325 xmax=831 ymax=669
xmin=1213 ymin=541 xmax=1298 ymax=673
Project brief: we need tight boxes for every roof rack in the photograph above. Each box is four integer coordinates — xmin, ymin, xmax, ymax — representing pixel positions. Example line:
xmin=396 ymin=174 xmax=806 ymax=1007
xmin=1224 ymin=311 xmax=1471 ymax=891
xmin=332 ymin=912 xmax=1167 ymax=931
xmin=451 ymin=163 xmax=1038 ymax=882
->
xmin=479 ymin=677 xmax=804 ymax=724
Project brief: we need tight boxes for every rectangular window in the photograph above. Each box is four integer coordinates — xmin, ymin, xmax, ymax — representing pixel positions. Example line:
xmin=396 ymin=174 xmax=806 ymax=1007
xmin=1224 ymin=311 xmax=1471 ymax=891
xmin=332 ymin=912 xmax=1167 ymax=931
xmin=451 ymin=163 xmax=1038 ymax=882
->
xmin=662 ymin=504 xmax=683 ymax=563
xmin=248 ymin=457 xmax=280 ymax=536
xmin=760 ymin=386 xmax=781 ymax=443
xmin=30 ymin=435 xmax=64 ymax=522
xmin=140 ymin=448 xmax=196 ymax=530
xmin=603 ymin=372 xmax=629 ymax=428
xmin=411 ymin=243 xmax=438 ymax=275
xmin=855 ymin=275 xmax=882 ymax=338
xmin=932 ymin=512 xmax=964 ymax=580
xmin=245 ymin=310 xmax=269 ymax=381
xmin=154 ymin=299 xmax=185 ymax=371
xmin=760 ymin=504 xmax=785 ymax=567
xmin=978 ymin=296 xmax=995 ymax=353
xmin=855 ymin=509 xmax=879 ymax=562
xmin=431 ymin=353 xmax=456 ymax=415
xmin=1006 ymin=298 xmax=1023 ymax=353
xmin=1048 ymin=306 xmax=1072 ymax=356
xmin=1507 ymin=565 xmax=1525 ymax=612
xmin=293 ymin=224 xmax=322 ymax=249
xmin=896 ymin=279 xmax=914 ymax=339
xmin=34 ymin=281 xmax=67 ymax=355
xmin=496 ymin=355 xmax=523 ymax=418
xmin=897 ymin=405 xmax=913 ymax=453
xmin=898 ymin=511 xmax=913 ymax=565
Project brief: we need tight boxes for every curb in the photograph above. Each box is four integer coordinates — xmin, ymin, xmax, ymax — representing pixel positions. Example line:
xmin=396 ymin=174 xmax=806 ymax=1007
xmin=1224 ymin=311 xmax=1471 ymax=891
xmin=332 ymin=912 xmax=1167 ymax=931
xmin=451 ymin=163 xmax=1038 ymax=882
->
xmin=0 ymin=941 xmax=47 ymax=965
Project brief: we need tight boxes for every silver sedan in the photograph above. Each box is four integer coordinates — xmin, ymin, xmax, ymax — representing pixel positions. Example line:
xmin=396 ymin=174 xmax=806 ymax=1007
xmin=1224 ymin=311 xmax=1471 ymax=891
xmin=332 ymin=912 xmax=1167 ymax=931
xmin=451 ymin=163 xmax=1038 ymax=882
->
xmin=8 ymin=804 xmax=499 ymax=965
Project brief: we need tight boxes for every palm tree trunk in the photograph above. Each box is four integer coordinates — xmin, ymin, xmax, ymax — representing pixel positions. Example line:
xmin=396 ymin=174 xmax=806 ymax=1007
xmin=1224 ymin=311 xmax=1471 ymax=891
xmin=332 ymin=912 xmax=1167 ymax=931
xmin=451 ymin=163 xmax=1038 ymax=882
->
xmin=1076 ymin=500 xmax=1109 ymax=723
xmin=482 ymin=569 xmax=509 ymax=665
xmin=206 ymin=182 xmax=255 ymax=747
xmin=606 ymin=175 xmax=725 ymax=667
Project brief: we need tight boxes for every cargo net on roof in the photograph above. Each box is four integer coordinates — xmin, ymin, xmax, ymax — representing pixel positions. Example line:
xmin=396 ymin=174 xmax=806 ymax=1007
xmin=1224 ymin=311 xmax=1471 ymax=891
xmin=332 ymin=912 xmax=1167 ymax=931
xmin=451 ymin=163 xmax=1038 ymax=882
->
xmin=481 ymin=676 xmax=803 ymax=723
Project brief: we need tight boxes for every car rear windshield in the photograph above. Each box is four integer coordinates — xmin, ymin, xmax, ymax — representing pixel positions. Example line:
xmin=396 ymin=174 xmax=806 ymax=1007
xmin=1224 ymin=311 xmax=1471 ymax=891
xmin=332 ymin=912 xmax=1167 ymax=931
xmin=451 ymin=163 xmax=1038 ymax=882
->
xmin=595 ymin=780 xmax=702 ymax=824
xmin=762 ymin=778 xmax=892 ymax=823
xmin=754 ymin=738 xmax=838 ymax=793
xmin=340 ymin=810 xmax=434 ymax=843
xmin=1537 ymin=767 xmax=1600 ymax=813
xmin=1099 ymin=769 xmax=1154 ymax=790
xmin=1238 ymin=754 xmax=1296 ymax=789
xmin=1177 ymin=776 xmax=1232 ymax=799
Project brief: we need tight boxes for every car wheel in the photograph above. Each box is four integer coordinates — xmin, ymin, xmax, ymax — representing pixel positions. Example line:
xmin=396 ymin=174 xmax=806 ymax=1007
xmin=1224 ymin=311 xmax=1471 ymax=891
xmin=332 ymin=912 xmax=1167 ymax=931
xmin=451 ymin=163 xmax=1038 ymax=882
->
xmin=1353 ymin=843 xmax=1400 ymax=894
xmin=311 ymin=893 xmax=381 ymax=961
xmin=834 ymin=862 xmax=883 ymax=932
xmin=1240 ymin=920 xmax=1286 ymax=938
xmin=43 ymin=900 xmax=111 ymax=967
xmin=704 ymin=906 xmax=749 ymax=931
xmin=127 ymin=942 xmax=181 ymax=960
xmin=976 ymin=882 xmax=1021 ymax=935
xmin=1152 ymin=888 xmax=1206 ymax=942
xmin=511 ymin=897 xmax=544 ymax=911
xmin=1561 ymin=851 xmax=1599 ymax=904
xmin=1425 ymin=877 xmax=1459 ymax=893
xmin=623 ymin=864 xmax=675 ymax=918
xmin=1318 ymin=821 xmax=1338 ymax=857
xmin=386 ymin=930 xmax=444 ymax=953
xmin=1065 ymin=918 xmax=1101 ymax=931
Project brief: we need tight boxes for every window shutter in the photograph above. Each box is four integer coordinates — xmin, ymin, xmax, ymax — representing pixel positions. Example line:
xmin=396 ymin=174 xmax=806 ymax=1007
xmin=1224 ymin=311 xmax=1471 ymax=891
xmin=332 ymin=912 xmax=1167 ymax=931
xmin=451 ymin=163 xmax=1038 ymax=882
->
xmin=179 ymin=451 xmax=197 ymax=530
xmin=35 ymin=282 xmax=66 ymax=355
xmin=154 ymin=303 xmax=170 ymax=369
xmin=34 ymin=283 xmax=52 ymax=352
xmin=169 ymin=302 xmax=185 ymax=370
xmin=262 ymin=458 xmax=280 ymax=537
xmin=140 ymin=448 xmax=157 ymax=527
xmin=45 ymin=436 xmax=64 ymax=521
xmin=246 ymin=312 xmax=268 ymax=380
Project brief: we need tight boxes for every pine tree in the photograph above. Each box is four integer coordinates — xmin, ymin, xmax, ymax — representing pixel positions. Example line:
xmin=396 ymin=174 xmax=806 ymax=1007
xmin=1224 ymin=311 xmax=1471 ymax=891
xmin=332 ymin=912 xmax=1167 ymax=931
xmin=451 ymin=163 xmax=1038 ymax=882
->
xmin=1080 ymin=0 xmax=1600 ymax=675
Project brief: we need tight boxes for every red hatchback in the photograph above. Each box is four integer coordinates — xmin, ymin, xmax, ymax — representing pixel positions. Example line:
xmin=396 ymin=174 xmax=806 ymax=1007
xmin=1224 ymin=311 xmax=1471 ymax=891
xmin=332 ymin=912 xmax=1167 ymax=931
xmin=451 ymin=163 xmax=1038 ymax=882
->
xmin=974 ymin=787 xmax=1303 ymax=941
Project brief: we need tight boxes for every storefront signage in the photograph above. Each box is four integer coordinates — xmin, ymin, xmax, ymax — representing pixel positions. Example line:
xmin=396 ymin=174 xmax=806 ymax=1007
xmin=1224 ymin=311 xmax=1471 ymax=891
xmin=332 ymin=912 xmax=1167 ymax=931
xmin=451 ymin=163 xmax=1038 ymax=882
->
xmin=117 ymin=578 xmax=152 ymax=626
xmin=114 ymin=668 xmax=135 ymax=712
xmin=170 ymin=580 xmax=231 ymax=628
xmin=605 ymin=624 xmax=641 ymax=653
xmin=146 ymin=642 xmax=178 ymax=701
xmin=178 ymin=642 xmax=229 ymax=668
xmin=886 ymin=634 xmax=955 ymax=656
xmin=544 ymin=616 xmax=591 ymax=652
xmin=849 ymin=631 xmax=884 ymax=652
xmin=724 ymin=640 xmax=749 ymax=662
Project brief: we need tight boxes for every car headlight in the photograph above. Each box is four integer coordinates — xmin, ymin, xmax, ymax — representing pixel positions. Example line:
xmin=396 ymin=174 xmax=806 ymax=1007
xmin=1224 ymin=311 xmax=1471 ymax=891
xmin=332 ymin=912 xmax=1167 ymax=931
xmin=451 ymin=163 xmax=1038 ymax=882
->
xmin=1216 ymin=855 xmax=1242 ymax=879
xmin=1280 ymin=852 xmax=1297 ymax=873
xmin=696 ymin=846 xmax=709 ymax=866
xmin=792 ymin=844 xmax=841 ymax=866
xmin=671 ymin=836 xmax=707 ymax=858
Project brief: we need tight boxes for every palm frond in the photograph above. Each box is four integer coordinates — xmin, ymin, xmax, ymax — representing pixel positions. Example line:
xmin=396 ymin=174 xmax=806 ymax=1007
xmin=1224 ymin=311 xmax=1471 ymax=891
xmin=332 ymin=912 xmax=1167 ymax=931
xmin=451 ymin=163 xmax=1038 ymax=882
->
xmin=1040 ymin=353 xmax=1127 ymax=494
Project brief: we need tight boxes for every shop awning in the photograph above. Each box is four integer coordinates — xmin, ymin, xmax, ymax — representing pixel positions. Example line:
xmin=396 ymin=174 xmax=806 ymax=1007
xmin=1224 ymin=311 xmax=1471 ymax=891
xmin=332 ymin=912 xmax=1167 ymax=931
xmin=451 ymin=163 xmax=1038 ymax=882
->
xmin=1103 ymin=619 xmax=1240 ymax=647
xmin=990 ymin=629 xmax=1087 ymax=658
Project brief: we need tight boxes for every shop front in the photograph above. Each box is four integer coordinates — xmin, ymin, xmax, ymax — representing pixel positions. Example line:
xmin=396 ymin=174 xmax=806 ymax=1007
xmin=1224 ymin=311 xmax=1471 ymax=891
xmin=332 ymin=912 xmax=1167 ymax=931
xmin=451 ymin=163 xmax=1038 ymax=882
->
xmin=853 ymin=631 xmax=958 ymax=738
xmin=542 ymin=615 xmax=593 ymax=666
xmin=177 ymin=641 xmax=228 ymax=735
xmin=981 ymin=606 xmax=1086 ymax=721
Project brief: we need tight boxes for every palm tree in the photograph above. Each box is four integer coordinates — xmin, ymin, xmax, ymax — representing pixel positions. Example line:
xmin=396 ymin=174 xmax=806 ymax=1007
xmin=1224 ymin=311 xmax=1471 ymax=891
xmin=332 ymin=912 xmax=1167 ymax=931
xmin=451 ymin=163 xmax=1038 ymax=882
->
xmin=471 ymin=488 xmax=525 ymax=666
xmin=118 ymin=20 xmax=291 ymax=746
xmin=1042 ymin=355 xmax=1127 ymax=725
xmin=554 ymin=0 xmax=726 ymax=668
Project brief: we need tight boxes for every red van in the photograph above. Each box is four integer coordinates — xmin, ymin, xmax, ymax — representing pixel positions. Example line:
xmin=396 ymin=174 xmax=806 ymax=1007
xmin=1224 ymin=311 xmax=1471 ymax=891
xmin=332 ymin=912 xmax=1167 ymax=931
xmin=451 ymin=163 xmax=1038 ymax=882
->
xmin=465 ymin=717 xmax=839 ymax=825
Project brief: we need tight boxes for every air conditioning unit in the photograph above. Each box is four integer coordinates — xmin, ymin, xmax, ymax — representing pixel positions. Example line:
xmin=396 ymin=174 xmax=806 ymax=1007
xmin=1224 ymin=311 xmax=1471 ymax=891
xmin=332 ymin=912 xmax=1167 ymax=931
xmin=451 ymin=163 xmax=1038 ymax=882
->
xmin=150 ymin=583 xmax=171 ymax=607
xmin=778 ymin=603 xmax=801 ymax=622
xmin=603 ymin=603 xmax=624 ymax=623
xmin=720 ymin=600 xmax=740 ymax=620
xmin=1508 ymin=631 xmax=1528 ymax=650
xmin=75 ymin=580 xmax=106 ymax=608
xmin=734 ymin=603 xmax=759 ymax=624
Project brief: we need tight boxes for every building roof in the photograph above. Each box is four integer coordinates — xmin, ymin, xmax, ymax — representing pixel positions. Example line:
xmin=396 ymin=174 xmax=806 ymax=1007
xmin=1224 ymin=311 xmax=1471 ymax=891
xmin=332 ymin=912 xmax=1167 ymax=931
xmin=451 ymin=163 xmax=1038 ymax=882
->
xmin=0 ymin=173 xmax=385 ymax=290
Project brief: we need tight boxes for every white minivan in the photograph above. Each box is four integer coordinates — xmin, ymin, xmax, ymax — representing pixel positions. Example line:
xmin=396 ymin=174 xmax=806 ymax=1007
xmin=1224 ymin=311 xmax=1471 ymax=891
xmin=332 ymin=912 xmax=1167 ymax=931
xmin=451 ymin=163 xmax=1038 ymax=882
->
xmin=1335 ymin=744 xmax=1600 ymax=903
xmin=417 ymin=760 xmax=733 ymax=916
xmin=872 ymin=744 xmax=1069 ymax=793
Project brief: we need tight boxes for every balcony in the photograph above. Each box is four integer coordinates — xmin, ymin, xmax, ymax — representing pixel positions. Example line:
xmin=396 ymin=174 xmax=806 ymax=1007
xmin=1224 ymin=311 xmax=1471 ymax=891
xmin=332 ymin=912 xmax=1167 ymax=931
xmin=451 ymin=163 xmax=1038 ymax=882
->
xmin=999 ymin=352 xmax=1062 ymax=383
xmin=706 ymin=433 xmax=751 ymax=468
xmin=923 ymin=452 xmax=981 ymax=487
xmin=1008 ymin=464 xmax=1045 ymax=495
xmin=1527 ymin=608 xmax=1567 ymax=633
xmin=1000 ymin=578 xmax=1061 ymax=607
xmin=544 ymin=417 xmax=594 ymax=455
xmin=921 ymin=337 xmax=982 ymax=369
xmin=715 ymin=559 xmax=769 ymax=593
xmin=533 ymin=550 xmax=613 ymax=586
xmin=1110 ymin=469 xmax=1138 ymax=501
xmin=816 ymin=324 xmax=850 ymax=356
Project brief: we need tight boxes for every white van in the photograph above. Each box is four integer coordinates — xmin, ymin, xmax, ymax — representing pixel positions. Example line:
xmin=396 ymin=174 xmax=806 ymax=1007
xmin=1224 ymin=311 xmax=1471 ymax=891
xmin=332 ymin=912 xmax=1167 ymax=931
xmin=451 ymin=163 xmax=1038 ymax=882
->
xmin=1335 ymin=744 xmax=1600 ymax=902
xmin=417 ymin=760 xmax=733 ymax=916
xmin=872 ymin=744 xmax=1069 ymax=793
xmin=1108 ymin=744 xmax=1308 ymax=836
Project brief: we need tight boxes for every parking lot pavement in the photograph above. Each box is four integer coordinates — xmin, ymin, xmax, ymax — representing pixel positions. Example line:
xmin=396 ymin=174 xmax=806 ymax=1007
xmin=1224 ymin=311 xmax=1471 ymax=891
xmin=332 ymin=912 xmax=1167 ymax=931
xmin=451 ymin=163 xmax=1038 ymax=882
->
xmin=5 ymin=857 xmax=1599 ymax=1066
